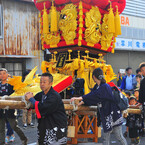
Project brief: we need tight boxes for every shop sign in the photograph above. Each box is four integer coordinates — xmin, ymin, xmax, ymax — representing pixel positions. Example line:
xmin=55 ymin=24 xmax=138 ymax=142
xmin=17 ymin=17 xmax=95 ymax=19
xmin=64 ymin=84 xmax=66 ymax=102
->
xmin=120 ymin=15 xmax=130 ymax=26
xmin=115 ymin=38 xmax=132 ymax=50
xmin=120 ymin=14 xmax=145 ymax=29
xmin=115 ymin=38 xmax=145 ymax=51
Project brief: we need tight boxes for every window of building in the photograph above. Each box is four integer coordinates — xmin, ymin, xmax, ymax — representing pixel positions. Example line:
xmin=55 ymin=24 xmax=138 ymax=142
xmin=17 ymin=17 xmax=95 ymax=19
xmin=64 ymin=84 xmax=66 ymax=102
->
xmin=5 ymin=63 xmax=22 ymax=76
xmin=122 ymin=0 xmax=145 ymax=18
xmin=0 ymin=58 xmax=26 ymax=76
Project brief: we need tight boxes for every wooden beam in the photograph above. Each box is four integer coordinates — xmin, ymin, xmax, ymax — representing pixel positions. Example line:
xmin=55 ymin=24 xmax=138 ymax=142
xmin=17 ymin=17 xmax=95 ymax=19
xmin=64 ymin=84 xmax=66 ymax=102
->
xmin=127 ymin=108 xmax=141 ymax=114
xmin=0 ymin=97 xmax=79 ymax=105
xmin=0 ymin=100 xmax=97 ymax=111
xmin=0 ymin=100 xmax=29 ymax=109
xmin=0 ymin=96 xmax=22 ymax=101
xmin=0 ymin=97 xmax=142 ymax=114
xmin=48 ymin=47 xmax=107 ymax=56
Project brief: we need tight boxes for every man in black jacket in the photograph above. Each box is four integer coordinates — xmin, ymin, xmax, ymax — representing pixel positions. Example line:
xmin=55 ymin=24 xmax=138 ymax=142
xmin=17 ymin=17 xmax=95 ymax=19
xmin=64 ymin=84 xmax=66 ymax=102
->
xmin=26 ymin=73 xmax=67 ymax=145
xmin=139 ymin=62 xmax=145 ymax=105
xmin=0 ymin=68 xmax=27 ymax=145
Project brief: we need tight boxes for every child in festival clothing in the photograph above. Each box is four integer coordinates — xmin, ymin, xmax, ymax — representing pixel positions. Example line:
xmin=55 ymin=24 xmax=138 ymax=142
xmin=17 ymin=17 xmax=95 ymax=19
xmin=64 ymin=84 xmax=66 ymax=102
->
xmin=134 ymin=88 xmax=144 ymax=136
xmin=123 ymin=91 xmax=131 ymax=137
xmin=126 ymin=97 xmax=142 ymax=145
xmin=134 ymin=88 xmax=140 ymax=102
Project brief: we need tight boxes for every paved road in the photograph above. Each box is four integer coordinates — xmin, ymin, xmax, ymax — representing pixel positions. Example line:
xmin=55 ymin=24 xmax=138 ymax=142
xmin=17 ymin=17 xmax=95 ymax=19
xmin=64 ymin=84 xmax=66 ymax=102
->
xmin=6 ymin=115 xmax=145 ymax=145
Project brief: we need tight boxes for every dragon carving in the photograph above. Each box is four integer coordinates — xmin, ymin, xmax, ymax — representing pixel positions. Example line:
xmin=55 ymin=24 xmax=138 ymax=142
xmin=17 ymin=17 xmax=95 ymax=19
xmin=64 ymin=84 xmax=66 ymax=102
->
xmin=59 ymin=4 xmax=77 ymax=45
xmin=85 ymin=7 xmax=101 ymax=46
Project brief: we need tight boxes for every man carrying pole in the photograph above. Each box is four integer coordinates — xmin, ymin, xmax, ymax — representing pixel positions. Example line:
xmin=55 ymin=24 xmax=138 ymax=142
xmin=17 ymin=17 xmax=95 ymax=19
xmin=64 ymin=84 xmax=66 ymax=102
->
xmin=25 ymin=72 xmax=67 ymax=145
xmin=0 ymin=68 xmax=27 ymax=145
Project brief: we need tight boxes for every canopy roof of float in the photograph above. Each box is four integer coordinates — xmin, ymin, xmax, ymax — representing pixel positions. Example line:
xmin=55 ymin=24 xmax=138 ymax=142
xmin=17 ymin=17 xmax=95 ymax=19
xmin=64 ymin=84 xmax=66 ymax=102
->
xmin=34 ymin=0 xmax=126 ymax=54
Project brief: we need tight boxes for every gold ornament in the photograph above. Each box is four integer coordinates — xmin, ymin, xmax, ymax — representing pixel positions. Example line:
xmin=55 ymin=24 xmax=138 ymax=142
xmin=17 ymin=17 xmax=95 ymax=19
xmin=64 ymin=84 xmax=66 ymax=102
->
xmin=101 ymin=14 xmax=113 ymax=51
xmin=114 ymin=6 xmax=121 ymax=36
xmin=85 ymin=7 xmax=101 ymax=46
xmin=54 ymin=51 xmax=58 ymax=62
xmin=108 ymin=2 xmax=115 ymax=34
xmin=59 ymin=4 xmax=77 ymax=45
xmin=43 ymin=33 xmax=61 ymax=48
xmin=40 ymin=52 xmax=116 ymax=94
xmin=43 ymin=3 xmax=49 ymax=34
xmin=78 ymin=1 xmax=83 ymax=46
xmin=68 ymin=50 xmax=72 ymax=61
xmin=43 ymin=10 xmax=60 ymax=48
xmin=8 ymin=67 xmax=41 ymax=96
xmin=50 ymin=1 xmax=58 ymax=32
xmin=40 ymin=2 xmax=61 ymax=48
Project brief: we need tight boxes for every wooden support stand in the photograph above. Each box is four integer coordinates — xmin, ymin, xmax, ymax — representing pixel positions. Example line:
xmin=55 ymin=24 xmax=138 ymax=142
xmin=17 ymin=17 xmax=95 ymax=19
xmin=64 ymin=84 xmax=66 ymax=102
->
xmin=67 ymin=111 xmax=98 ymax=144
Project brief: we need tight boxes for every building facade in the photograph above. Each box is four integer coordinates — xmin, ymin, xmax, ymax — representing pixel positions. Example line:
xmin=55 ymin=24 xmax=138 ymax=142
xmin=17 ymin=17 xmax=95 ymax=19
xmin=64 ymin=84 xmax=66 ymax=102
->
xmin=0 ymin=0 xmax=43 ymax=76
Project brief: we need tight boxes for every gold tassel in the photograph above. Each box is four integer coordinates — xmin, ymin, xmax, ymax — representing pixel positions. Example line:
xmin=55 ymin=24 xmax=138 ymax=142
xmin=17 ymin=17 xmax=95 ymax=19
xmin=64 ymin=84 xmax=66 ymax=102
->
xmin=111 ymin=47 xmax=115 ymax=53
xmin=108 ymin=2 xmax=115 ymax=33
xmin=114 ymin=6 xmax=121 ymax=36
xmin=43 ymin=3 xmax=49 ymax=34
xmin=50 ymin=1 xmax=58 ymax=32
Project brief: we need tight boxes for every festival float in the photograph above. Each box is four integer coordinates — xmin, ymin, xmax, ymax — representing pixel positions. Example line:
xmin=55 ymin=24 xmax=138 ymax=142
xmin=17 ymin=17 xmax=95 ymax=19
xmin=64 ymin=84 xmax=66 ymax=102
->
xmin=35 ymin=0 xmax=126 ymax=95
xmin=0 ymin=0 xmax=141 ymax=144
